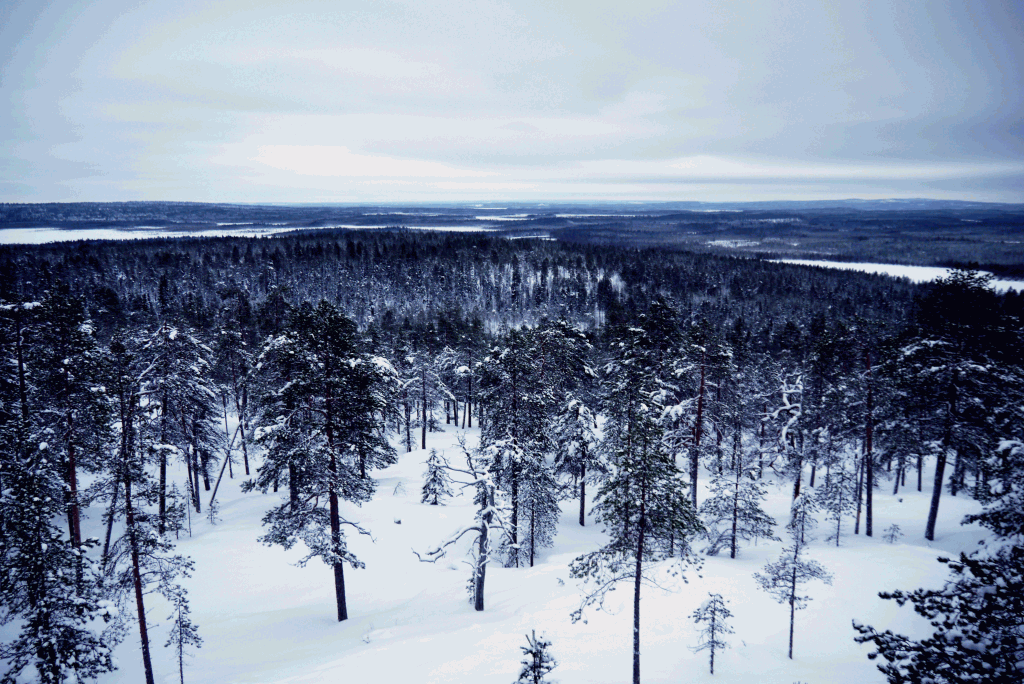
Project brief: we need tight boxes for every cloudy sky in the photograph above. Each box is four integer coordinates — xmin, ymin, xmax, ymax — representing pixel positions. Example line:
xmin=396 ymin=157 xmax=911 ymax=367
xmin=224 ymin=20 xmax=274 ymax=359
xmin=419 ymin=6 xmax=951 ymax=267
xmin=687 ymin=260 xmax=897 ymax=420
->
xmin=2 ymin=0 xmax=1022 ymax=203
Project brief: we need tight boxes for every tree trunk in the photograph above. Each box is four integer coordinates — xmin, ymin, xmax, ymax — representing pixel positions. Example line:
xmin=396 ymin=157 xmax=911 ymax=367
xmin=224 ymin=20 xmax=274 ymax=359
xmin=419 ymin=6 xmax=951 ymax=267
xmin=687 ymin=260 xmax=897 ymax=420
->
xmin=234 ymin=376 xmax=250 ymax=476
xmin=578 ymin=461 xmax=586 ymax=527
xmin=222 ymin=394 xmax=233 ymax=479
xmin=529 ymin=501 xmax=536 ymax=567
xmin=421 ymin=368 xmax=427 ymax=451
xmin=788 ymin=566 xmax=797 ymax=660
xmin=125 ymin=471 xmax=156 ymax=684
xmin=404 ymin=401 xmax=412 ymax=452
xmin=865 ymin=350 xmax=874 ymax=537
xmin=510 ymin=475 xmax=519 ymax=568
xmin=730 ymin=467 xmax=740 ymax=559
xmin=192 ymin=449 xmax=202 ymax=514
xmin=474 ymin=486 xmax=493 ymax=612
xmin=632 ymin=494 xmax=646 ymax=684
xmin=691 ymin=353 xmax=706 ymax=507
xmin=66 ymin=411 xmax=81 ymax=548
xmin=709 ymin=613 xmax=716 ymax=674
xmin=199 ymin=442 xmax=211 ymax=491
xmin=925 ymin=382 xmax=955 ymax=542
xmin=158 ymin=392 xmax=168 ymax=534
xmin=854 ymin=443 xmax=864 ymax=535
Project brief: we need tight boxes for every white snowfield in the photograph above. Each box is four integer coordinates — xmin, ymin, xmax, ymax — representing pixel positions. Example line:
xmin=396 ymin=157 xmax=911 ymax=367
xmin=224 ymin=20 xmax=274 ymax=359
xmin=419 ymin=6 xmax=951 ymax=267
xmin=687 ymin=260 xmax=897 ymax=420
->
xmin=775 ymin=259 xmax=1024 ymax=292
xmin=76 ymin=425 xmax=984 ymax=684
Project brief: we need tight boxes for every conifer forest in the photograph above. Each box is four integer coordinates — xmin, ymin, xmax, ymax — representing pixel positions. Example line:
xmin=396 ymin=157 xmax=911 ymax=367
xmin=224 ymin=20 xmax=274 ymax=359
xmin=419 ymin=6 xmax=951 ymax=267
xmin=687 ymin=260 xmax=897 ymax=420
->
xmin=0 ymin=206 xmax=1022 ymax=684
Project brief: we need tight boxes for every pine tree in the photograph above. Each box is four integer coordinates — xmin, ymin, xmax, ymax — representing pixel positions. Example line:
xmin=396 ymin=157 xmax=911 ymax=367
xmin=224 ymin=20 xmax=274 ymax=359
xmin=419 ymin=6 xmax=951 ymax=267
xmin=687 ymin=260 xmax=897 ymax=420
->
xmin=515 ymin=450 xmax=561 ymax=567
xmin=552 ymin=395 xmax=602 ymax=526
xmin=164 ymin=585 xmax=202 ymax=684
xmin=815 ymin=449 xmax=858 ymax=546
xmin=416 ymin=439 xmax=511 ymax=611
xmin=138 ymin=323 xmax=221 ymax=525
xmin=753 ymin=497 xmax=832 ymax=659
xmin=854 ymin=544 xmax=1023 ymax=684
xmin=690 ymin=592 xmax=734 ymax=675
xmin=246 ymin=301 xmax=395 ymax=621
xmin=0 ymin=297 xmax=120 ymax=684
xmin=32 ymin=285 xmax=113 ymax=550
xmin=421 ymin=449 xmax=453 ymax=505
xmin=899 ymin=270 xmax=1013 ymax=541
xmin=0 ymin=449 xmax=119 ymax=684
xmin=570 ymin=325 xmax=703 ymax=684
xmin=699 ymin=451 xmax=778 ymax=558
xmin=515 ymin=630 xmax=558 ymax=684
xmin=854 ymin=435 xmax=1024 ymax=683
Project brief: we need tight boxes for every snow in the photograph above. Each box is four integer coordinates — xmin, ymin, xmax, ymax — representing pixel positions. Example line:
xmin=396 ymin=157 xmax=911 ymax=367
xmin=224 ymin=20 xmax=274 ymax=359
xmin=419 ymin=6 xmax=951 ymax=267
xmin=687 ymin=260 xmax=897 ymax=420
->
xmin=774 ymin=259 xmax=1024 ymax=292
xmin=0 ymin=226 xmax=305 ymax=244
xmin=56 ymin=424 xmax=989 ymax=684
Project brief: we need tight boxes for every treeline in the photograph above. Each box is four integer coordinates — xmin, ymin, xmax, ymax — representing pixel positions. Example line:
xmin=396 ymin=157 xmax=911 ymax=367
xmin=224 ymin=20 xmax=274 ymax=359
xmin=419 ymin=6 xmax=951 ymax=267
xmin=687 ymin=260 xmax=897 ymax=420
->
xmin=0 ymin=228 xmax=929 ymax=338
xmin=0 ymin=230 xmax=1021 ymax=683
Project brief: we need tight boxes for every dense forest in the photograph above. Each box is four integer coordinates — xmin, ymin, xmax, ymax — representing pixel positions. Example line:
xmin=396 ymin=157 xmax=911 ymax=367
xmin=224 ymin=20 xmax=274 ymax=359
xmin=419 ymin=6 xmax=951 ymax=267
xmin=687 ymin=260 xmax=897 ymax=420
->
xmin=1 ymin=227 xmax=1021 ymax=684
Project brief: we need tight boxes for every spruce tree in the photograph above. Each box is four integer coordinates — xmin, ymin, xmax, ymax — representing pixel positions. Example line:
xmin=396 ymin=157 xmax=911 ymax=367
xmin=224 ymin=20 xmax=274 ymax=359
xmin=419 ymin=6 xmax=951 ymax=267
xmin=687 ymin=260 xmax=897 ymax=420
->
xmin=421 ymin=449 xmax=453 ymax=505
xmin=515 ymin=630 xmax=558 ymax=684
xmin=690 ymin=593 xmax=734 ymax=675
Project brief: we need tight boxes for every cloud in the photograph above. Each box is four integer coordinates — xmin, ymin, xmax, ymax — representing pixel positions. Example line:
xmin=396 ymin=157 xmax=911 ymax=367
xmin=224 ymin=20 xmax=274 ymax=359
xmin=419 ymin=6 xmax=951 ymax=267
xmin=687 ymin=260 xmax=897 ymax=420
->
xmin=1 ymin=0 xmax=1022 ymax=201
xmin=247 ymin=145 xmax=490 ymax=178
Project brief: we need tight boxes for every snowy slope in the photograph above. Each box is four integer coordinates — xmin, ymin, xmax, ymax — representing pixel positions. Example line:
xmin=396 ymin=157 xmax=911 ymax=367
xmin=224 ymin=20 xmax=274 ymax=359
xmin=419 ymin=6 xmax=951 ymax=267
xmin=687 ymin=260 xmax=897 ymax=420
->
xmin=80 ymin=425 xmax=985 ymax=684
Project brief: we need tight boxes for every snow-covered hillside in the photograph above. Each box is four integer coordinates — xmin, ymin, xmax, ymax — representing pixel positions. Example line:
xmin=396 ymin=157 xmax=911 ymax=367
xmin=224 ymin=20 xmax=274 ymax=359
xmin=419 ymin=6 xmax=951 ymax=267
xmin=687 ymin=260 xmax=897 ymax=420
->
xmin=81 ymin=425 xmax=985 ymax=684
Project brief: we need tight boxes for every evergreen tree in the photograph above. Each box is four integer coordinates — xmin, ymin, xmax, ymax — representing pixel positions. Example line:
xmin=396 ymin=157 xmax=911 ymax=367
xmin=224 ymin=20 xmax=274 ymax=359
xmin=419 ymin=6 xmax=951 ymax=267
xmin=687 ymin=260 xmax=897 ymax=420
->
xmin=515 ymin=630 xmax=558 ymax=684
xmin=0 ymin=448 xmax=118 ymax=684
xmin=854 ymin=436 xmax=1024 ymax=683
xmin=570 ymin=325 xmax=703 ymax=684
xmin=854 ymin=544 xmax=1023 ymax=684
xmin=515 ymin=450 xmax=561 ymax=567
xmin=690 ymin=593 xmax=734 ymax=675
xmin=105 ymin=420 xmax=196 ymax=684
xmin=699 ymin=453 xmax=778 ymax=558
xmin=32 ymin=285 xmax=113 ymax=550
xmin=552 ymin=395 xmax=603 ymax=526
xmin=246 ymin=301 xmax=395 ymax=621
xmin=814 ymin=449 xmax=858 ymax=546
xmin=164 ymin=585 xmax=202 ymax=684
xmin=416 ymin=439 xmax=511 ymax=611
xmin=899 ymin=270 xmax=1014 ymax=541
xmin=138 ymin=323 xmax=221 ymax=525
xmin=421 ymin=449 xmax=453 ymax=505
xmin=212 ymin=326 xmax=252 ymax=476
xmin=753 ymin=497 xmax=832 ymax=659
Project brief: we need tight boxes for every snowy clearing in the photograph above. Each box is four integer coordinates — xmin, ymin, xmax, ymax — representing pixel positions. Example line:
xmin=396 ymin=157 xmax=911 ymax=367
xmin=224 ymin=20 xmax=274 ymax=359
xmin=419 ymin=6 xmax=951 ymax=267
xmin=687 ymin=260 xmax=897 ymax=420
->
xmin=74 ymin=425 xmax=985 ymax=684
xmin=774 ymin=259 xmax=1024 ymax=292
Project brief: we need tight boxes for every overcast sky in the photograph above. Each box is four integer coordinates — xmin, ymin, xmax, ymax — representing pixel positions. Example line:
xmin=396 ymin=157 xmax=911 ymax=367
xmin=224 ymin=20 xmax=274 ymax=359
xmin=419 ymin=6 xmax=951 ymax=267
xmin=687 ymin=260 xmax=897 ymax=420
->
xmin=2 ymin=0 xmax=1022 ymax=203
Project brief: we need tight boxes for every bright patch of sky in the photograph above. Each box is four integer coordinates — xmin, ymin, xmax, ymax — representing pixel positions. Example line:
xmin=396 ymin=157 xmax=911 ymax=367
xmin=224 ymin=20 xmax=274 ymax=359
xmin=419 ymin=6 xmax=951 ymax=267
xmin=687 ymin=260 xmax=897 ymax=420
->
xmin=2 ymin=0 xmax=1023 ymax=202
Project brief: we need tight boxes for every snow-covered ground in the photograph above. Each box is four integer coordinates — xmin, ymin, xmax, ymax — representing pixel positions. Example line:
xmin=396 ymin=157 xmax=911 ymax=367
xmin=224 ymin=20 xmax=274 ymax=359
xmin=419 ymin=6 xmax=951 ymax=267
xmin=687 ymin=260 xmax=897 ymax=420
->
xmin=0 ymin=226 xmax=307 ymax=244
xmin=73 ymin=425 xmax=986 ymax=684
xmin=775 ymin=259 xmax=1024 ymax=292
xmin=0 ymin=224 xmax=497 ymax=244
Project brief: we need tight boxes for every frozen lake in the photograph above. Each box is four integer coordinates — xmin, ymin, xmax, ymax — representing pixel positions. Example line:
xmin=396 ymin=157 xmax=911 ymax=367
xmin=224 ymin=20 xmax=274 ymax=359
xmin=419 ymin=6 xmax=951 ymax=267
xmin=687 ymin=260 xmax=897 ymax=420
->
xmin=775 ymin=259 xmax=1024 ymax=292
